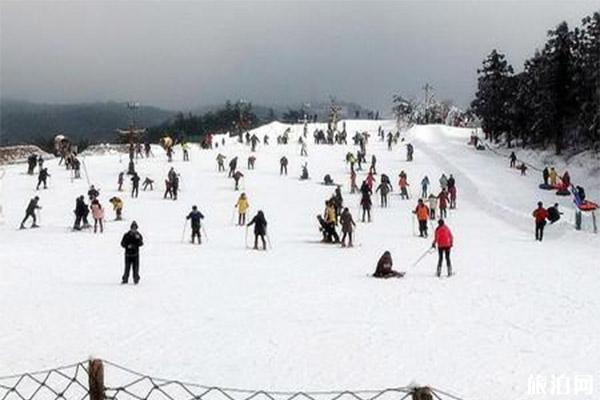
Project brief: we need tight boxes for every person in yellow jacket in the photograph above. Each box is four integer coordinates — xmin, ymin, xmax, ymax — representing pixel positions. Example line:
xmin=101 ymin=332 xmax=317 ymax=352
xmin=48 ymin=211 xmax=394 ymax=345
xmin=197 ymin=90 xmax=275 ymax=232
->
xmin=109 ymin=196 xmax=124 ymax=221
xmin=325 ymin=200 xmax=338 ymax=225
xmin=549 ymin=167 xmax=558 ymax=186
xmin=235 ymin=193 xmax=249 ymax=225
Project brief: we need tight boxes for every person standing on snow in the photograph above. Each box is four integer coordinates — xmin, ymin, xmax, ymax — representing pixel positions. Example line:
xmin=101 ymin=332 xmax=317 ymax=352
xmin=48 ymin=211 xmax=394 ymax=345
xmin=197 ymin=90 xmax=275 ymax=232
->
xmin=375 ymin=178 xmax=392 ymax=207
xmin=532 ymin=201 xmax=549 ymax=241
xmin=427 ymin=193 xmax=437 ymax=220
xmin=360 ymin=181 xmax=373 ymax=222
xmin=121 ymin=221 xmax=143 ymax=284
xmin=439 ymin=174 xmax=448 ymax=191
xmin=118 ymin=172 xmax=124 ymax=191
xmin=432 ymin=219 xmax=453 ymax=277
xmin=542 ymin=167 xmax=549 ymax=186
xmin=449 ymin=185 xmax=457 ymax=209
xmin=280 ymin=156 xmax=288 ymax=176
xmin=235 ymin=193 xmax=249 ymax=225
xmin=437 ymin=189 xmax=449 ymax=219
xmin=414 ymin=198 xmax=430 ymax=237
xmin=20 ymin=196 xmax=41 ymax=229
xmin=509 ymin=152 xmax=517 ymax=168
xmin=73 ymin=195 xmax=90 ymax=230
xmin=247 ymin=210 xmax=268 ymax=250
xmin=36 ymin=168 xmax=50 ymax=190
xmin=421 ymin=175 xmax=430 ymax=198
xmin=186 ymin=205 xmax=205 ymax=244
xmin=131 ymin=172 xmax=140 ymax=198
xmin=398 ymin=173 xmax=410 ymax=200
xmin=549 ymin=167 xmax=558 ymax=186
xmin=339 ymin=207 xmax=356 ymax=247
xmin=90 ymin=198 xmax=104 ymax=233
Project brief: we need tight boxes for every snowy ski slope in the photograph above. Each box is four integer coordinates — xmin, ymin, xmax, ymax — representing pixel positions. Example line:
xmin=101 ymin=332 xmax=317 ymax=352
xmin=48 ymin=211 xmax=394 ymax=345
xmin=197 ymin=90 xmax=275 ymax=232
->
xmin=0 ymin=121 xmax=598 ymax=399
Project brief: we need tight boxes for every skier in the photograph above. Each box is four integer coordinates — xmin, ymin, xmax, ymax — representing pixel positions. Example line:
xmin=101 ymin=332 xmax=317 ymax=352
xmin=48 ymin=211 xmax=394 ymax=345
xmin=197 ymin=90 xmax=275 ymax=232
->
xmin=542 ymin=167 xmax=549 ymax=186
xmin=387 ymin=133 xmax=393 ymax=150
xmin=439 ymin=174 xmax=448 ymax=191
xmin=449 ymin=185 xmax=457 ymax=209
xmin=182 ymin=142 xmax=190 ymax=161
xmin=216 ymin=154 xmax=226 ymax=172
xmin=406 ymin=143 xmax=414 ymax=161
xmin=90 ymin=198 xmax=104 ymax=233
xmin=166 ymin=146 xmax=173 ymax=162
xmin=247 ymin=155 xmax=256 ymax=170
xmin=164 ymin=179 xmax=173 ymax=199
xmin=72 ymin=157 xmax=81 ymax=178
xmin=300 ymin=141 xmax=308 ymax=157
xmin=414 ymin=199 xmax=430 ymax=237
xmin=519 ymin=163 xmax=528 ymax=176
xmin=365 ymin=171 xmax=376 ymax=191
xmin=73 ymin=195 xmax=90 ymax=230
xmin=333 ymin=186 xmax=344 ymax=215
xmin=27 ymin=154 xmax=37 ymax=175
xmin=324 ymin=200 xmax=339 ymax=243
xmin=432 ymin=219 xmax=453 ymax=277
xmin=532 ymin=201 xmax=549 ymax=241
xmin=20 ymin=196 xmax=41 ymax=229
xmin=509 ymin=152 xmax=517 ymax=168
xmin=88 ymin=185 xmax=99 ymax=201
xmin=142 ymin=177 xmax=154 ymax=191
xmin=251 ymin=134 xmax=259 ymax=152
xmin=228 ymin=157 xmax=238 ymax=177
xmin=360 ymin=181 xmax=372 ymax=222
xmin=109 ymin=196 xmax=123 ymax=220
xmin=280 ymin=156 xmax=288 ymax=175
xmin=118 ymin=172 xmax=124 ymax=191
xmin=421 ymin=175 xmax=430 ymax=198
xmin=547 ymin=203 xmax=562 ymax=224
xmin=447 ymin=174 xmax=455 ymax=190
xmin=339 ymin=207 xmax=356 ymax=247
xmin=120 ymin=221 xmax=143 ymax=285
xmin=186 ymin=205 xmax=205 ymax=244
xmin=375 ymin=178 xmax=392 ymax=207
xmin=171 ymin=174 xmax=180 ymax=200
xmin=350 ymin=169 xmax=358 ymax=194
xmin=36 ymin=168 xmax=50 ymax=190
xmin=235 ymin=193 xmax=249 ymax=225
xmin=398 ymin=173 xmax=410 ymax=200
xmin=370 ymin=155 xmax=377 ymax=174
xmin=247 ymin=210 xmax=268 ymax=250
xmin=144 ymin=142 xmax=152 ymax=157
xmin=233 ymin=170 xmax=244 ymax=191
xmin=373 ymin=251 xmax=403 ymax=278
xmin=427 ymin=193 xmax=437 ymax=220
xmin=438 ymin=189 xmax=449 ymax=219
xmin=131 ymin=172 xmax=140 ymax=198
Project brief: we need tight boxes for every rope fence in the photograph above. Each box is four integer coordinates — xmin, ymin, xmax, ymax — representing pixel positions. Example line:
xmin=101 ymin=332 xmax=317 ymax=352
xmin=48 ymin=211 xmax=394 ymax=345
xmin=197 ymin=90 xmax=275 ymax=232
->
xmin=0 ymin=360 xmax=464 ymax=400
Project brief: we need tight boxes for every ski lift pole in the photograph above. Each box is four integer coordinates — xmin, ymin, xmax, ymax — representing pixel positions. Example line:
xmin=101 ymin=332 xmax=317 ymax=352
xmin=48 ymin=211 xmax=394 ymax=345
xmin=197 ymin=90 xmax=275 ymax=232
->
xmin=181 ymin=220 xmax=187 ymax=243
xmin=81 ymin=157 xmax=91 ymax=187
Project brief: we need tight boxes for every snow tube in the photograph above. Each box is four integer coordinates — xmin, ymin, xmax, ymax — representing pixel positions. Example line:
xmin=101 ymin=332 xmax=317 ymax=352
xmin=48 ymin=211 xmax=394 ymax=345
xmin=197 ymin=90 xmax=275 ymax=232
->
xmin=578 ymin=201 xmax=598 ymax=212
xmin=538 ymin=183 xmax=554 ymax=190
xmin=556 ymin=189 xmax=571 ymax=196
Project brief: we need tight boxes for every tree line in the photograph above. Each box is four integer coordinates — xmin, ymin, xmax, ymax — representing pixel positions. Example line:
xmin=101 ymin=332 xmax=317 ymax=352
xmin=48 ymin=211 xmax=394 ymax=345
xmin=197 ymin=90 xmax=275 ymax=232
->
xmin=471 ymin=12 xmax=599 ymax=154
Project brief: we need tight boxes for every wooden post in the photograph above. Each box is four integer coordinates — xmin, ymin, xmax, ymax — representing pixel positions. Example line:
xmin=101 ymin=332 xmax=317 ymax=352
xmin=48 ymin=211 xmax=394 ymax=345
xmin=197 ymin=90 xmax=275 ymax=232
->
xmin=88 ymin=359 xmax=105 ymax=400
xmin=411 ymin=386 xmax=433 ymax=400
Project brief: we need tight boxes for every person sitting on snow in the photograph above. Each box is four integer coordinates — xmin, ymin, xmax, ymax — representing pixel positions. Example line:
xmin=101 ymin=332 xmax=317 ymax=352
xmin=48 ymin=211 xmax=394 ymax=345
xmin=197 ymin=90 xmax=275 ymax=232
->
xmin=547 ymin=203 xmax=562 ymax=224
xmin=373 ymin=251 xmax=403 ymax=278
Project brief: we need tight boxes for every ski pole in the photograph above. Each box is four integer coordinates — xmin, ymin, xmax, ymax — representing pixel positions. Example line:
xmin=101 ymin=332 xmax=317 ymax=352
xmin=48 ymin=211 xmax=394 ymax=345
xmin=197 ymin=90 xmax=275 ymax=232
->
xmin=201 ymin=225 xmax=209 ymax=241
xmin=231 ymin=208 xmax=237 ymax=225
xmin=181 ymin=220 xmax=187 ymax=243
xmin=265 ymin=233 xmax=273 ymax=250
xmin=412 ymin=212 xmax=417 ymax=236
xmin=245 ymin=226 xmax=249 ymax=248
xmin=412 ymin=247 xmax=436 ymax=267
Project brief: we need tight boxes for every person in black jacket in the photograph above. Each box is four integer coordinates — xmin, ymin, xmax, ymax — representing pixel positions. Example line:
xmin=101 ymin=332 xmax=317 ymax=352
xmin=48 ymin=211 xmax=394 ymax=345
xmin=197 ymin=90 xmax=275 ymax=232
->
xmin=247 ymin=210 xmax=267 ymax=250
xmin=36 ymin=168 xmax=50 ymax=190
xmin=20 ymin=196 xmax=41 ymax=229
xmin=186 ymin=206 xmax=205 ymax=244
xmin=73 ymin=195 xmax=90 ymax=230
xmin=121 ymin=221 xmax=144 ymax=284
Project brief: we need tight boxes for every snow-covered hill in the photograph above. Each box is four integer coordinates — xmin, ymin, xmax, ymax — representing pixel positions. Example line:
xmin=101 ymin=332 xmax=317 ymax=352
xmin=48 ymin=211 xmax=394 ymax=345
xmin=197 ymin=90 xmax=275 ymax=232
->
xmin=0 ymin=121 xmax=598 ymax=400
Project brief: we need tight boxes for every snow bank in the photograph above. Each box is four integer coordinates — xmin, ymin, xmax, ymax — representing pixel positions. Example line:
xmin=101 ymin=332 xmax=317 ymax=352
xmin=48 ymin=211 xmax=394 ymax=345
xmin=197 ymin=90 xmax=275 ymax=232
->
xmin=0 ymin=145 xmax=50 ymax=164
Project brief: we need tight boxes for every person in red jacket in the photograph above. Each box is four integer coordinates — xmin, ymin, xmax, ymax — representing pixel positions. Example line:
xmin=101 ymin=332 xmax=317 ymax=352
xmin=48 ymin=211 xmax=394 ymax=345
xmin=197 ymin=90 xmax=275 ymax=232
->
xmin=532 ymin=201 xmax=549 ymax=241
xmin=432 ymin=219 xmax=453 ymax=277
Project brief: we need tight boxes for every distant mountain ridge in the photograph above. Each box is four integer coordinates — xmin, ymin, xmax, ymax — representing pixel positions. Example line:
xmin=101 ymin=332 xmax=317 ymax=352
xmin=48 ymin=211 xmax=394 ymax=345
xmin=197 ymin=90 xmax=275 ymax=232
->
xmin=0 ymin=99 xmax=175 ymax=145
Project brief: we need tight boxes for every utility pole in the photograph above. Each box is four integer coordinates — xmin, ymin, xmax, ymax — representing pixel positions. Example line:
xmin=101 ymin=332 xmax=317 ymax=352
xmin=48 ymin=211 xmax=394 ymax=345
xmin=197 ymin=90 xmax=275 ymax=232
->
xmin=422 ymin=83 xmax=434 ymax=124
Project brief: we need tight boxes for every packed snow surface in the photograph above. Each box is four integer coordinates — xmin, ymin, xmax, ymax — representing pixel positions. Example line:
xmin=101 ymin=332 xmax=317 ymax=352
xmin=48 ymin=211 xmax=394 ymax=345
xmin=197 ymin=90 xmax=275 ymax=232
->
xmin=1 ymin=121 xmax=598 ymax=399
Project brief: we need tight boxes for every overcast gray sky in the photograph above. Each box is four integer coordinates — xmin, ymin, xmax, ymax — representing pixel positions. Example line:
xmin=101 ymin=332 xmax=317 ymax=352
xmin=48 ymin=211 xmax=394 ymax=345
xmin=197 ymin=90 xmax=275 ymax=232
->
xmin=1 ymin=1 xmax=598 ymax=112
